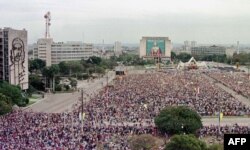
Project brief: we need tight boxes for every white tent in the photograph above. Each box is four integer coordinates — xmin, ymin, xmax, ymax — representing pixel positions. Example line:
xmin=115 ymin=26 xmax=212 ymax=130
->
xmin=177 ymin=57 xmax=208 ymax=70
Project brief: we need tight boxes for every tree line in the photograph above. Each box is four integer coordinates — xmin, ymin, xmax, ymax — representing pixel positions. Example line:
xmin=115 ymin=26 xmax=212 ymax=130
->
xmin=171 ymin=51 xmax=250 ymax=65
xmin=0 ymin=81 xmax=29 ymax=115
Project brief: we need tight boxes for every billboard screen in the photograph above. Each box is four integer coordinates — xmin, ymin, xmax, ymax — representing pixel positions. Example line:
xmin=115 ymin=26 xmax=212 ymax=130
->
xmin=146 ymin=39 xmax=165 ymax=57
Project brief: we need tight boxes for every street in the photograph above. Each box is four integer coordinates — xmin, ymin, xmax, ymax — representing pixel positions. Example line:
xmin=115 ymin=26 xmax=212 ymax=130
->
xmin=25 ymin=71 xmax=115 ymax=113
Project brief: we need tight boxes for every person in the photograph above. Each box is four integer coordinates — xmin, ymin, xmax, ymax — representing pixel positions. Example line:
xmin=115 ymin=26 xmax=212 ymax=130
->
xmin=150 ymin=41 xmax=161 ymax=56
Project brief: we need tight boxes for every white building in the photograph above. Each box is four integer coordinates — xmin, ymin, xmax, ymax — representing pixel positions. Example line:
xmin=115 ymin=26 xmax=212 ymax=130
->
xmin=0 ymin=27 xmax=28 ymax=90
xmin=32 ymin=40 xmax=93 ymax=66
xmin=191 ymin=45 xmax=226 ymax=59
xmin=37 ymin=38 xmax=53 ymax=66
xmin=114 ymin=41 xmax=122 ymax=56
xmin=51 ymin=42 xmax=93 ymax=64
xmin=191 ymin=41 xmax=197 ymax=48
xmin=183 ymin=40 xmax=197 ymax=52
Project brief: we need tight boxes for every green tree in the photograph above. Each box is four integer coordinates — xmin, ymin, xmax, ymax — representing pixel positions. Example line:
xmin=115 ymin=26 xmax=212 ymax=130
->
xmin=165 ymin=134 xmax=207 ymax=150
xmin=69 ymin=61 xmax=83 ymax=75
xmin=70 ymin=78 xmax=77 ymax=87
xmin=176 ymin=53 xmax=192 ymax=62
xmin=87 ymin=56 xmax=102 ymax=65
xmin=0 ymin=81 xmax=24 ymax=106
xmin=232 ymin=53 xmax=250 ymax=65
xmin=29 ymin=74 xmax=45 ymax=91
xmin=155 ymin=106 xmax=202 ymax=135
xmin=95 ymin=66 xmax=105 ymax=74
xmin=29 ymin=59 xmax=46 ymax=73
xmin=0 ymin=93 xmax=12 ymax=115
xmin=129 ymin=134 xmax=158 ymax=150
xmin=171 ymin=51 xmax=177 ymax=60
xmin=42 ymin=65 xmax=59 ymax=91
xmin=58 ymin=61 xmax=70 ymax=75
xmin=207 ymin=144 xmax=223 ymax=150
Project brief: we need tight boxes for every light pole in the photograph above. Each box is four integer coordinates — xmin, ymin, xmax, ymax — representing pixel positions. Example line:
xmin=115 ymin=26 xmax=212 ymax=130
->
xmin=107 ymin=72 xmax=109 ymax=86
xmin=81 ymin=89 xmax=84 ymax=124
xmin=246 ymin=62 xmax=250 ymax=80
xmin=181 ymin=124 xmax=185 ymax=134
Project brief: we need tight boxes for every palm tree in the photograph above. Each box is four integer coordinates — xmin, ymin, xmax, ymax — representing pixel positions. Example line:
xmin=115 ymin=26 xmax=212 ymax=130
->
xmin=42 ymin=65 xmax=59 ymax=92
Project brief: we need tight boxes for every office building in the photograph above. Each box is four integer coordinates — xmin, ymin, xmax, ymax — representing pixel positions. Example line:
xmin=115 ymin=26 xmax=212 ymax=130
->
xmin=183 ymin=40 xmax=197 ymax=52
xmin=0 ymin=27 xmax=28 ymax=90
xmin=114 ymin=41 xmax=122 ymax=52
xmin=51 ymin=42 xmax=93 ymax=64
xmin=32 ymin=40 xmax=93 ymax=65
xmin=37 ymin=38 xmax=53 ymax=66
xmin=191 ymin=41 xmax=197 ymax=48
xmin=191 ymin=45 xmax=226 ymax=58
xmin=114 ymin=41 xmax=122 ymax=56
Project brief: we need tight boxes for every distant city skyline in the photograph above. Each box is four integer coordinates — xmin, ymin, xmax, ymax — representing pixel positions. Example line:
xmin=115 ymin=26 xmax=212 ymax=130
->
xmin=1 ymin=0 xmax=250 ymax=44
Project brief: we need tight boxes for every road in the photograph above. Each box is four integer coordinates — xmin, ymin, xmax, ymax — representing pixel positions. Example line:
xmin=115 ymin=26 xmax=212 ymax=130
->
xmin=25 ymin=71 xmax=115 ymax=113
xmin=202 ymin=117 xmax=250 ymax=126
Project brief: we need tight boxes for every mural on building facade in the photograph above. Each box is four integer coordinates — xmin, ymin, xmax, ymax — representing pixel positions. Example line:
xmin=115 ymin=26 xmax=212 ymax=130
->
xmin=10 ymin=38 xmax=26 ymax=85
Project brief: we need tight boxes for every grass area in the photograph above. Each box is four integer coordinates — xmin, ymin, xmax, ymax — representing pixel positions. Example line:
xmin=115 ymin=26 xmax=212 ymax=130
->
xmin=27 ymin=100 xmax=36 ymax=106
xmin=27 ymin=95 xmax=41 ymax=106
xmin=30 ymin=95 xmax=39 ymax=99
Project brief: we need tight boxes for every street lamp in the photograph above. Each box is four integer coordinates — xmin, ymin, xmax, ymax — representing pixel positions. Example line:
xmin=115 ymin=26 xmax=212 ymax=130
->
xmin=181 ymin=124 xmax=185 ymax=134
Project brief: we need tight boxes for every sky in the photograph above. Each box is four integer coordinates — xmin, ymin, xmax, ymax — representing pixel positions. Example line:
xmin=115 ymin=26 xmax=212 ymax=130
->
xmin=1 ymin=0 xmax=250 ymax=45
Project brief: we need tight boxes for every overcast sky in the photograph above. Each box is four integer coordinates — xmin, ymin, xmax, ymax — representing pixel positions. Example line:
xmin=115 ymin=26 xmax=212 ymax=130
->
xmin=1 ymin=0 xmax=250 ymax=44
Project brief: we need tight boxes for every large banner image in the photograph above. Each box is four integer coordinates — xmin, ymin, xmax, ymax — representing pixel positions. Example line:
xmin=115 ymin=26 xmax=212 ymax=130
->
xmin=146 ymin=39 xmax=165 ymax=56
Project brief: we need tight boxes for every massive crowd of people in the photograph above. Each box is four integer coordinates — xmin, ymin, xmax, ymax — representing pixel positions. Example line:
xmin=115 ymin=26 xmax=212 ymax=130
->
xmin=199 ymin=124 xmax=250 ymax=137
xmin=207 ymin=71 xmax=250 ymax=98
xmin=0 ymin=70 xmax=250 ymax=149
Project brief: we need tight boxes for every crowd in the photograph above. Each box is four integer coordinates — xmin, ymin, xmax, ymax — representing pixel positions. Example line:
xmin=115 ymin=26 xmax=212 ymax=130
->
xmin=199 ymin=124 xmax=250 ymax=138
xmin=0 ymin=70 xmax=250 ymax=149
xmin=207 ymin=71 xmax=250 ymax=98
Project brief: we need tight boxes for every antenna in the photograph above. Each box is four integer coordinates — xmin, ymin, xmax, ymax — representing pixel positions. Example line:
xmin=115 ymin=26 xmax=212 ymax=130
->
xmin=102 ymin=39 xmax=105 ymax=53
xmin=237 ymin=41 xmax=239 ymax=54
xmin=44 ymin=11 xmax=51 ymax=38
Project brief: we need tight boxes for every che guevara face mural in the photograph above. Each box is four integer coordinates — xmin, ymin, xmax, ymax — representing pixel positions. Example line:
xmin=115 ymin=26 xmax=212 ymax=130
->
xmin=10 ymin=37 xmax=26 ymax=83
xmin=10 ymin=38 xmax=25 ymax=63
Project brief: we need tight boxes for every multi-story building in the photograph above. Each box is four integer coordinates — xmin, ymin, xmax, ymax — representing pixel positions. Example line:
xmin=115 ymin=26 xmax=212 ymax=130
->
xmin=191 ymin=41 xmax=197 ymax=48
xmin=140 ymin=36 xmax=172 ymax=62
xmin=114 ymin=41 xmax=122 ymax=52
xmin=191 ymin=45 xmax=226 ymax=59
xmin=183 ymin=40 xmax=197 ymax=52
xmin=0 ymin=27 xmax=28 ymax=90
xmin=37 ymin=38 xmax=53 ymax=66
xmin=51 ymin=42 xmax=93 ymax=64
xmin=184 ymin=40 xmax=190 ymax=51
xmin=32 ymin=40 xmax=93 ymax=65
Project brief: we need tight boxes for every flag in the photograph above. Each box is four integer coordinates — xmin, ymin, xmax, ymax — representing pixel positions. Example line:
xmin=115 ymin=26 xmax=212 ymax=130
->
xmin=79 ymin=112 xmax=82 ymax=121
xmin=79 ymin=112 xmax=85 ymax=122
xmin=220 ymin=112 xmax=223 ymax=121
xmin=219 ymin=112 xmax=223 ymax=122
xmin=82 ymin=113 xmax=85 ymax=120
